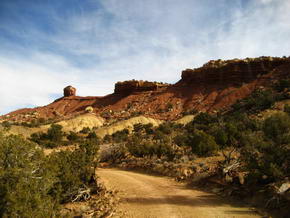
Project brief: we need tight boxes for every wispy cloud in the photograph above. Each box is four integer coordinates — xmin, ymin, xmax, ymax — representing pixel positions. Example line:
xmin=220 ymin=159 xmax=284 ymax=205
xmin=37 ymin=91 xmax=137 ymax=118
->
xmin=0 ymin=0 xmax=289 ymax=114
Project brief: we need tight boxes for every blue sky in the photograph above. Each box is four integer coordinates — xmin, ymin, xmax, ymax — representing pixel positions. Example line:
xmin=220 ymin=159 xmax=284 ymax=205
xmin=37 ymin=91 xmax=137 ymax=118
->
xmin=0 ymin=0 xmax=290 ymax=114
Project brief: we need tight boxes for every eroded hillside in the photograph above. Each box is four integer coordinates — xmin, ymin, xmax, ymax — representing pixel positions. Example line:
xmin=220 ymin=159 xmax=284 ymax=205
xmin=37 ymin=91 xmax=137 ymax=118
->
xmin=1 ymin=56 xmax=290 ymax=125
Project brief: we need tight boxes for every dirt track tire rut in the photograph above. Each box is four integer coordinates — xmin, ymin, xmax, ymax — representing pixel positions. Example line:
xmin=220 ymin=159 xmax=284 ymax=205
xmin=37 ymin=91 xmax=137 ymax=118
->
xmin=97 ymin=168 xmax=261 ymax=218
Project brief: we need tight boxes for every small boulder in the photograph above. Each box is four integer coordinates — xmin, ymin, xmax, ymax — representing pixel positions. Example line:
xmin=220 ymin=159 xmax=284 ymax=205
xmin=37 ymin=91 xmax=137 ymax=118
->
xmin=63 ymin=86 xmax=76 ymax=97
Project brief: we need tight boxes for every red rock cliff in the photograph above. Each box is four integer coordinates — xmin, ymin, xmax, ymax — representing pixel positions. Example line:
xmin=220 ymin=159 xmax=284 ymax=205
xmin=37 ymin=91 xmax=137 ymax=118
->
xmin=180 ymin=57 xmax=290 ymax=86
xmin=114 ymin=80 xmax=170 ymax=94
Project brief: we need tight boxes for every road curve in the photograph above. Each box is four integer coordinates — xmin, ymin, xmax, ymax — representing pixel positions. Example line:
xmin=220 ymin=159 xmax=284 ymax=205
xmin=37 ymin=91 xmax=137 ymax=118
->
xmin=97 ymin=168 xmax=261 ymax=218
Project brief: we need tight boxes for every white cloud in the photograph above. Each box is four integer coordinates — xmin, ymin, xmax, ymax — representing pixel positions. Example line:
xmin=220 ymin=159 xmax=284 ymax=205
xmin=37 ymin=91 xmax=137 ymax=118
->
xmin=0 ymin=0 xmax=290 ymax=114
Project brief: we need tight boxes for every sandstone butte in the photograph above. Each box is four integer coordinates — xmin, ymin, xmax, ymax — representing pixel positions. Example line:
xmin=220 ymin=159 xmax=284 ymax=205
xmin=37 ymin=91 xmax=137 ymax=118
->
xmin=2 ymin=56 xmax=290 ymax=123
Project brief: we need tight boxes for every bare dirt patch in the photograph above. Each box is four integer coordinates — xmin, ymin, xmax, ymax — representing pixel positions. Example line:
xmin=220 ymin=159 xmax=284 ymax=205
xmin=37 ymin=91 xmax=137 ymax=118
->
xmin=97 ymin=168 xmax=261 ymax=218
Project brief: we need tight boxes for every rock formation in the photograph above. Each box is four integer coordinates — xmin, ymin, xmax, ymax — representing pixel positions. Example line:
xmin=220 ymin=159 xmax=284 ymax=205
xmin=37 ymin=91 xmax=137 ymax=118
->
xmin=114 ymin=80 xmax=169 ymax=94
xmin=63 ymin=86 xmax=76 ymax=97
xmin=3 ymin=56 xmax=290 ymax=122
xmin=180 ymin=56 xmax=290 ymax=86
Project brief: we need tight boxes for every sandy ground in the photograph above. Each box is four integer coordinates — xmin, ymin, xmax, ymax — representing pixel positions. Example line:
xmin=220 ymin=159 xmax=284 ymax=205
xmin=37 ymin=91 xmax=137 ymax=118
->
xmin=97 ymin=168 xmax=261 ymax=218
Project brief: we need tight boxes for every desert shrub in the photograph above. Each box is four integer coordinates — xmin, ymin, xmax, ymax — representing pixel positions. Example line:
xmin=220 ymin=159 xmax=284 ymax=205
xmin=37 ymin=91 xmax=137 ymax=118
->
xmin=284 ymin=104 xmax=290 ymax=115
xmin=263 ymin=112 xmax=290 ymax=143
xmin=126 ymin=137 xmax=175 ymax=159
xmin=30 ymin=132 xmax=43 ymax=144
xmin=232 ymin=89 xmax=275 ymax=113
xmin=67 ymin=131 xmax=79 ymax=142
xmin=173 ymin=134 xmax=189 ymax=147
xmin=133 ymin=123 xmax=154 ymax=135
xmin=0 ymin=130 xmax=101 ymax=215
xmin=38 ymin=117 xmax=46 ymax=124
xmin=1 ymin=121 xmax=11 ymax=129
xmin=21 ymin=118 xmax=47 ymax=128
xmin=143 ymin=123 xmax=154 ymax=134
xmin=213 ymin=128 xmax=228 ymax=147
xmin=112 ymin=129 xmax=129 ymax=143
xmin=241 ymin=132 xmax=290 ymax=183
xmin=194 ymin=112 xmax=217 ymax=125
xmin=131 ymin=111 xmax=143 ymax=117
xmin=100 ymin=111 xmax=111 ymax=119
xmin=182 ymin=109 xmax=198 ymax=116
xmin=156 ymin=108 xmax=165 ymax=113
xmin=86 ymin=131 xmax=99 ymax=141
xmin=239 ymin=113 xmax=290 ymax=184
xmin=29 ymin=124 xmax=65 ymax=148
xmin=99 ymin=144 xmax=128 ymax=163
xmin=126 ymin=137 xmax=151 ymax=157
xmin=103 ymin=134 xmax=112 ymax=143
xmin=188 ymin=130 xmax=219 ymax=156
xmin=0 ymin=134 xmax=58 ymax=217
xmin=46 ymin=124 xmax=63 ymax=142
xmin=224 ymin=122 xmax=240 ymax=146
xmin=80 ymin=127 xmax=91 ymax=134
xmin=133 ymin=123 xmax=143 ymax=133
xmin=274 ymin=79 xmax=290 ymax=92
xmin=156 ymin=122 xmax=174 ymax=134
xmin=152 ymin=130 xmax=167 ymax=140
xmin=48 ymin=140 xmax=99 ymax=203
xmin=166 ymin=102 xmax=173 ymax=111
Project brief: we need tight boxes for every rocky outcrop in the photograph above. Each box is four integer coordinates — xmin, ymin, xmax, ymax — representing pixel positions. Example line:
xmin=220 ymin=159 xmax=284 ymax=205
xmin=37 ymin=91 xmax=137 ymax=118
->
xmin=4 ymin=56 xmax=290 ymax=123
xmin=63 ymin=86 xmax=76 ymax=97
xmin=180 ymin=56 xmax=290 ymax=86
xmin=114 ymin=80 xmax=169 ymax=94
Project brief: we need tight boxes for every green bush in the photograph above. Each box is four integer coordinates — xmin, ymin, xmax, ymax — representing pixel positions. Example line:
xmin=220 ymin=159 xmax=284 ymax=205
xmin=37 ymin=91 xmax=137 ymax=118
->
xmin=189 ymin=130 xmax=219 ymax=156
xmin=103 ymin=134 xmax=112 ymax=143
xmin=156 ymin=122 xmax=174 ymax=134
xmin=263 ymin=112 xmax=290 ymax=143
xmin=126 ymin=137 xmax=175 ymax=159
xmin=47 ymin=139 xmax=99 ymax=203
xmin=133 ymin=123 xmax=143 ymax=133
xmin=241 ymin=132 xmax=289 ymax=183
xmin=1 ymin=121 xmax=11 ymax=129
xmin=182 ymin=109 xmax=198 ymax=116
xmin=143 ymin=123 xmax=154 ymax=134
xmin=274 ymin=79 xmax=290 ymax=92
xmin=46 ymin=124 xmax=63 ymax=142
xmin=166 ymin=102 xmax=173 ymax=111
xmin=0 ymin=134 xmax=58 ymax=217
xmin=213 ymin=129 xmax=228 ymax=147
xmin=67 ymin=131 xmax=80 ymax=142
xmin=29 ymin=124 xmax=64 ymax=148
xmin=284 ymin=104 xmax=290 ymax=115
xmin=133 ymin=123 xmax=154 ymax=134
xmin=0 ymin=129 xmax=100 ymax=216
xmin=194 ymin=112 xmax=217 ymax=125
xmin=239 ymin=113 xmax=290 ymax=184
xmin=100 ymin=144 xmax=128 ymax=163
xmin=173 ymin=134 xmax=189 ymax=147
xmin=87 ymin=131 xmax=99 ymax=141
xmin=80 ymin=127 xmax=91 ymax=134
xmin=232 ymin=89 xmax=275 ymax=113
xmin=112 ymin=129 xmax=129 ymax=142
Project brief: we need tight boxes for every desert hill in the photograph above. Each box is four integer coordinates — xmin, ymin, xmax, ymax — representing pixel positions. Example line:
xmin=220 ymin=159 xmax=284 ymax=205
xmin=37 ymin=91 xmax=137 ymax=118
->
xmin=2 ymin=56 xmax=290 ymax=125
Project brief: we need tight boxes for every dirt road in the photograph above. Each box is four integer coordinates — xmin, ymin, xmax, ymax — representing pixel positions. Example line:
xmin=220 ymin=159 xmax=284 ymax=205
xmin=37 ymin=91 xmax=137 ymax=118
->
xmin=97 ymin=168 xmax=261 ymax=218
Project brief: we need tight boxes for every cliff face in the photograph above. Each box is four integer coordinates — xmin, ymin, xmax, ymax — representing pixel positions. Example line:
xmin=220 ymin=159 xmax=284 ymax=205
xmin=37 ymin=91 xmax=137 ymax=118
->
xmin=114 ymin=80 xmax=170 ymax=94
xmin=2 ymin=56 xmax=290 ymax=123
xmin=180 ymin=57 xmax=290 ymax=86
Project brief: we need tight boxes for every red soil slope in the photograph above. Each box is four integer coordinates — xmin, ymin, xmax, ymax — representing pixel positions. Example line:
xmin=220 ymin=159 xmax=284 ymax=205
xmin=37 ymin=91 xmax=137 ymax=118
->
xmin=2 ymin=57 xmax=290 ymax=123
